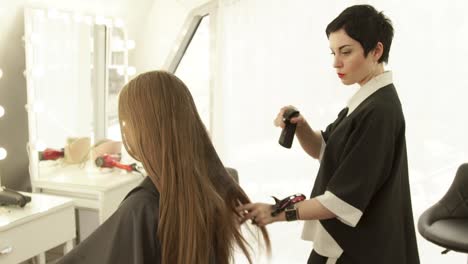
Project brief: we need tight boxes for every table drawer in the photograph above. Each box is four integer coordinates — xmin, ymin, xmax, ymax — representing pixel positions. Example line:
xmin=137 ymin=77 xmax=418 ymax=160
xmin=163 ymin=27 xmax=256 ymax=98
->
xmin=0 ymin=205 xmax=75 ymax=264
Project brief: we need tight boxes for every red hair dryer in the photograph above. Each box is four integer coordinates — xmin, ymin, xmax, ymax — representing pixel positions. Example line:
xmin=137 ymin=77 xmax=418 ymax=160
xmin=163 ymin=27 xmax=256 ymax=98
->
xmin=38 ymin=148 xmax=65 ymax=161
xmin=95 ymin=154 xmax=139 ymax=173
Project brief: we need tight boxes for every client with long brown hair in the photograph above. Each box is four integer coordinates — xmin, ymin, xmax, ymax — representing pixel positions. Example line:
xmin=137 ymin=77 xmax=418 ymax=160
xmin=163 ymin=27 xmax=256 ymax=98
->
xmin=58 ymin=71 xmax=270 ymax=264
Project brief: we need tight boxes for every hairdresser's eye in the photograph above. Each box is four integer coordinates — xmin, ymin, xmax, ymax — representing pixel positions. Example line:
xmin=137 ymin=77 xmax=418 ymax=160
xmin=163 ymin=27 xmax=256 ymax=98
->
xmin=342 ymin=51 xmax=351 ymax=55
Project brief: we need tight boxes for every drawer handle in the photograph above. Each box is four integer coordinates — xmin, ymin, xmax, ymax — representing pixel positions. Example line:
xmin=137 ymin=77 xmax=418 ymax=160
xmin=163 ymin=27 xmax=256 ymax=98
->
xmin=0 ymin=246 xmax=12 ymax=255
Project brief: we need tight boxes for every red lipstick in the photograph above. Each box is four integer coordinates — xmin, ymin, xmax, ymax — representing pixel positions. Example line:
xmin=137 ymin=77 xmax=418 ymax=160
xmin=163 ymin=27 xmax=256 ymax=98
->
xmin=338 ymin=73 xmax=345 ymax=78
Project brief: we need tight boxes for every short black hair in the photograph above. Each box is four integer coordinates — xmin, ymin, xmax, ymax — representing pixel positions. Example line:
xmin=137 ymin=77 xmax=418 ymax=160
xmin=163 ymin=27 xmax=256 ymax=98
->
xmin=326 ymin=5 xmax=394 ymax=64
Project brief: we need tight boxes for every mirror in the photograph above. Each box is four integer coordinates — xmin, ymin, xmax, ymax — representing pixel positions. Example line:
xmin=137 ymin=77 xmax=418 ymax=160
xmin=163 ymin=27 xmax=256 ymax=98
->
xmin=24 ymin=8 xmax=98 ymax=150
xmin=107 ymin=26 xmax=131 ymax=141
xmin=162 ymin=1 xmax=222 ymax=151
xmin=174 ymin=15 xmax=211 ymax=131
xmin=24 ymin=8 xmax=131 ymax=183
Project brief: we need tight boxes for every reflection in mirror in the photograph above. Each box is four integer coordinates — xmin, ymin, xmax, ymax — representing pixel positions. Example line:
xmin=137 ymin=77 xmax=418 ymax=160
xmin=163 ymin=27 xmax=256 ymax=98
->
xmin=107 ymin=27 xmax=130 ymax=141
xmin=24 ymin=8 xmax=133 ymax=183
xmin=175 ymin=15 xmax=211 ymax=131
xmin=24 ymin=8 xmax=99 ymax=150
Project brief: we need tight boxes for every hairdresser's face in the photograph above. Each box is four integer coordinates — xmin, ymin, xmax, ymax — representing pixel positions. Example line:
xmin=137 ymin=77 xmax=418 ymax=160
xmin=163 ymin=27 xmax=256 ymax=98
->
xmin=329 ymin=29 xmax=378 ymax=86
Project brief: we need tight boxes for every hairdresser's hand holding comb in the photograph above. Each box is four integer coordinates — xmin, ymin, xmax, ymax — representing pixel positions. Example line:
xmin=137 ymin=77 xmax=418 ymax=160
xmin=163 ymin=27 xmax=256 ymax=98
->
xmin=237 ymin=203 xmax=283 ymax=227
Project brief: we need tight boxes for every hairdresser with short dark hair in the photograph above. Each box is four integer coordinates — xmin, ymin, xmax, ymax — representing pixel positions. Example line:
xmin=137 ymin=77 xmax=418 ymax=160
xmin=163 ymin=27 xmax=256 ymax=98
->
xmin=239 ymin=5 xmax=420 ymax=264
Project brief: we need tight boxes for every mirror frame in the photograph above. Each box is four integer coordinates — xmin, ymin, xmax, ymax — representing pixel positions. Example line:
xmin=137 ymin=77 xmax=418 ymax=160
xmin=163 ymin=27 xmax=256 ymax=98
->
xmin=163 ymin=1 xmax=225 ymax=155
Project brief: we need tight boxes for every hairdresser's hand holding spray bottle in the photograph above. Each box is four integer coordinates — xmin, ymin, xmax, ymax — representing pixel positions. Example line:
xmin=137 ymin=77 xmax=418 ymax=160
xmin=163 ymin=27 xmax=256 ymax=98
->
xmin=238 ymin=106 xmax=335 ymax=227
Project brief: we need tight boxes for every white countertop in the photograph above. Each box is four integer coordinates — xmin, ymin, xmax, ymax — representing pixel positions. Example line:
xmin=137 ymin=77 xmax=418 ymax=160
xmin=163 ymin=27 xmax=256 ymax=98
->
xmin=0 ymin=192 xmax=74 ymax=232
xmin=33 ymin=161 xmax=144 ymax=192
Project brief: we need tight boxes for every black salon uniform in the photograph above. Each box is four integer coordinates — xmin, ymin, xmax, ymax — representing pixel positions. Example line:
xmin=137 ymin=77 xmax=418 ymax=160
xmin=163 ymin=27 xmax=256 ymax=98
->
xmin=304 ymin=72 xmax=420 ymax=263
xmin=57 ymin=177 xmax=161 ymax=264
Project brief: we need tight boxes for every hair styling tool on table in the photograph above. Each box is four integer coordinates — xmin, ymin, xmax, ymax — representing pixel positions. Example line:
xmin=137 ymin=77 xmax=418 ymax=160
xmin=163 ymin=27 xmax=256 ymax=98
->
xmin=95 ymin=154 xmax=141 ymax=174
xmin=0 ymin=187 xmax=31 ymax=207
xmin=38 ymin=148 xmax=64 ymax=161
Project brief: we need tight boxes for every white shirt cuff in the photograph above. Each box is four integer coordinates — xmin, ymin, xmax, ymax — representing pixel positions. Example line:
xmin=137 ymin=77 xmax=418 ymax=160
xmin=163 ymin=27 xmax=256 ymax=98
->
xmin=315 ymin=191 xmax=363 ymax=227
xmin=302 ymin=220 xmax=343 ymax=259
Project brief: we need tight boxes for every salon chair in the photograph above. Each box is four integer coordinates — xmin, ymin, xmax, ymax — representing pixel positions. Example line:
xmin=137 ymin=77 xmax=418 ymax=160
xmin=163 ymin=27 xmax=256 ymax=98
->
xmin=225 ymin=167 xmax=239 ymax=183
xmin=418 ymin=163 xmax=468 ymax=261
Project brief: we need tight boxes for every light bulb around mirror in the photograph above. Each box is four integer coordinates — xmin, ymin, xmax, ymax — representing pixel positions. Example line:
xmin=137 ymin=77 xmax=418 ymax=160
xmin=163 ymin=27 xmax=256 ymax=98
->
xmin=112 ymin=39 xmax=124 ymax=51
xmin=32 ymin=67 xmax=45 ymax=77
xmin=47 ymin=9 xmax=59 ymax=19
xmin=84 ymin=16 xmax=93 ymax=25
xmin=30 ymin=33 xmax=40 ymax=44
xmin=62 ymin=13 xmax=71 ymax=24
xmin=73 ymin=13 xmax=83 ymax=23
xmin=95 ymin=16 xmax=106 ymax=25
xmin=117 ymin=66 xmax=125 ymax=76
xmin=0 ymin=68 xmax=3 ymax=79
xmin=0 ymin=148 xmax=7 ymax=160
xmin=34 ymin=9 xmax=46 ymax=20
xmin=25 ymin=102 xmax=45 ymax=113
xmin=127 ymin=66 xmax=136 ymax=76
xmin=104 ymin=18 xmax=113 ymax=27
xmin=114 ymin=18 xmax=124 ymax=28
xmin=34 ymin=102 xmax=45 ymax=113
xmin=35 ymin=141 xmax=47 ymax=152
xmin=126 ymin=40 xmax=135 ymax=50
xmin=0 ymin=105 xmax=5 ymax=118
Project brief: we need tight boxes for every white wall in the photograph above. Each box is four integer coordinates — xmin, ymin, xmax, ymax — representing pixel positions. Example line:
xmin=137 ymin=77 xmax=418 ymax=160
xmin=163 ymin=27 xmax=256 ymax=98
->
xmin=131 ymin=0 xmax=210 ymax=73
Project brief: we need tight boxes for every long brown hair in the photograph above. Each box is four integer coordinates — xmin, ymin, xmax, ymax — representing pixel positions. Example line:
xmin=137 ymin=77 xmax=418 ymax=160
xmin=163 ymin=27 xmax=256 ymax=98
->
xmin=118 ymin=71 xmax=270 ymax=263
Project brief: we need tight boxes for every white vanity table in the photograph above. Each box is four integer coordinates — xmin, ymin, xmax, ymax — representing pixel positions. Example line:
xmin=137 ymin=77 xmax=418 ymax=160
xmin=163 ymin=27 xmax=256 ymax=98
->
xmin=32 ymin=164 xmax=143 ymax=224
xmin=0 ymin=192 xmax=75 ymax=264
